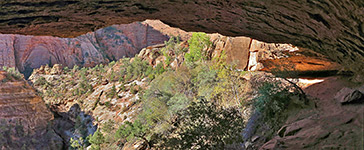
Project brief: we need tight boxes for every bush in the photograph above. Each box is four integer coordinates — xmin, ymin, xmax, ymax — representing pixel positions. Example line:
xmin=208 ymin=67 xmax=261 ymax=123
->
xmin=107 ymin=84 xmax=117 ymax=98
xmin=159 ymin=100 xmax=244 ymax=149
xmin=70 ymin=137 xmax=86 ymax=150
xmin=87 ymin=129 xmax=105 ymax=150
xmin=115 ymin=120 xmax=148 ymax=142
xmin=124 ymin=57 xmax=150 ymax=80
xmin=161 ymin=36 xmax=187 ymax=67
xmin=34 ymin=77 xmax=49 ymax=86
xmin=109 ymin=61 xmax=116 ymax=68
xmin=253 ymin=82 xmax=292 ymax=126
xmin=63 ymin=66 xmax=70 ymax=73
xmin=185 ymin=32 xmax=211 ymax=65
xmin=2 ymin=66 xmax=23 ymax=80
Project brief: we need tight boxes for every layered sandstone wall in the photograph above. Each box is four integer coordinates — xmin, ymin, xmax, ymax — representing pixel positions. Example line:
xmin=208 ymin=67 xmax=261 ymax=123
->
xmin=0 ymin=71 xmax=62 ymax=149
xmin=0 ymin=22 xmax=168 ymax=77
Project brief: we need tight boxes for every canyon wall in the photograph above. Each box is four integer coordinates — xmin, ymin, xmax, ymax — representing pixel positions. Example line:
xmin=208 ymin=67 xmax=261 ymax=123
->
xmin=0 ymin=20 xmax=337 ymax=77
xmin=0 ymin=21 xmax=168 ymax=77
xmin=0 ymin=71 xmax=62 ymax=149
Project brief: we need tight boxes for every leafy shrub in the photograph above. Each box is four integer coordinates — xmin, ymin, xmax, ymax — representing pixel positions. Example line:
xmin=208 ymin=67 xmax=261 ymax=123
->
xmin=108 ymin=61 xmax=116 ymax=68
xmin=63 ymin=66 xmax=70 ymax=73
xmin=34 ymin=76 xmax=49 ymax=86
xmin=159 ymin=100 xmax=244 ymax=149
xmin=135 ymin=69 xmax=193 ymax=139
xmin=115 ymin=120 xmax=148 ymax=142
xmin=70 ymin=137 xmax=86 ymax=150
xmin=185 ymin=32 xmax=212 ymax=65
xmin=107 ymin=84 xmax=117 ymax=98
xmin=2 ymin=66 xmax=23 ymax=80
xmin=253 ymin=82 xmax=292 ymax=126
xmin=87 ymin=129 xmax=105 ymax=150
xmin=124 ymin=57 xmax=150 ymax=80
xmin=72 ymin=65 xmax=79 ymax=72
xmin=160 ymin=36 xmax=187 ymax=67
xmin=105 ymin=101 xmax=111 ymax=108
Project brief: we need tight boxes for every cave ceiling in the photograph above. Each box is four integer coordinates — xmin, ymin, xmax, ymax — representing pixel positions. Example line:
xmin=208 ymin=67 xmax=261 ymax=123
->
xmin=0 ymin=0 xmax=363 ymax=73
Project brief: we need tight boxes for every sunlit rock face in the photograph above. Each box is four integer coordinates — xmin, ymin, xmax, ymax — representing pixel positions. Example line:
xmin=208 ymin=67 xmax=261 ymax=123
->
xmin=0 ymin=22 xmax=168 ymax=77
xmin=0 ymin=0 xmax=363 ymax=74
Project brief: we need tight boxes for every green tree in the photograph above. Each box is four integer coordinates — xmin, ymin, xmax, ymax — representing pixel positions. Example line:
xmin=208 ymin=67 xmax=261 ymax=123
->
xmin=70 ymin=137 xmax=86 ymax=150
xmin=159 ymin=100 xmax=244 ymax=149
xmin=161 ymin=36 xmax=187 ymax=67
xmin=63 ymin=66 xmax=70 ymax=73
xmin=166 ymin=93 xmax=190 ymax=115
xmin=108 ymin=84 xmax=117 ymax=98
xmin=72 ymin=65 xmax=79 ymax=73
xmin=115 ymin=120 xmax=149 ymax=146
xmin=185 ymin=32 xmax=212 ymax=64
xmin=88 ymin=129 xmax=105 ymax=150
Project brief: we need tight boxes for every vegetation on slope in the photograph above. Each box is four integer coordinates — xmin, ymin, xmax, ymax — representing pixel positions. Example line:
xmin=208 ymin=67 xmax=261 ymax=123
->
xmin=30 ymin=32 xmax=305 ymax=149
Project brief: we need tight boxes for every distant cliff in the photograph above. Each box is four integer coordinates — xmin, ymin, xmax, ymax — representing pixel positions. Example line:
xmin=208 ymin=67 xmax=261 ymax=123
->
xmin=0 ymin=21 xmax=168 ymax=78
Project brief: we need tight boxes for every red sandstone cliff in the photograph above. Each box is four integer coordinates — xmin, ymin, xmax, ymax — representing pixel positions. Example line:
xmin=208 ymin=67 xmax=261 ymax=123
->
xmin=0 ymin=21 xmax=168 ymax=77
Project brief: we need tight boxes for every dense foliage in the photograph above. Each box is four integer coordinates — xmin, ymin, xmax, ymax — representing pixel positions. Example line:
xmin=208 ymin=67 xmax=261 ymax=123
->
xmin=185 ymin=32 xmax=212 ymax=65
xmin=112 ymin=33 xmax=247 ymax=148
xmin=159 ymin=100 xmax=244 ymax=149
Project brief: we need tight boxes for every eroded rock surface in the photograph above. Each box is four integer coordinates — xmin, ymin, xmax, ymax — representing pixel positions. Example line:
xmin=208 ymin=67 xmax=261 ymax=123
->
xmin=0 ymin=0 xmax=363 ymax=74
xmin=249 ymin=77 xmax=364 ymax=149
xmin=0 ymin=70 xmax=63 ymax=149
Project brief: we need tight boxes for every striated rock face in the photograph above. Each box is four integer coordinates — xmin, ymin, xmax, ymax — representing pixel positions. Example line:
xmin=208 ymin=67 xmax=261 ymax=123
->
xmin=0 ymin=21 xmax=168 ymax=77
xmin=0 ymin=0 xmax=363 ymax=74
xmin=0 ymin=70 xmax=62 ymax=149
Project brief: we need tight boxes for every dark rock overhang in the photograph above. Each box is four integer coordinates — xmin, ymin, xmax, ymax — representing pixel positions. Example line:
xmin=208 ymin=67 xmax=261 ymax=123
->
xmin=0 ymin=0 xmax=363 ymax=74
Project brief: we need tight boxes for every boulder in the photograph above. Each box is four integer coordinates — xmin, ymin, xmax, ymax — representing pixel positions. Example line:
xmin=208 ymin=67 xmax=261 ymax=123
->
xmin=209 ymin=34 xmax=251 ymax=70
xmin=335 ymin=87 xmax=364 ymax=104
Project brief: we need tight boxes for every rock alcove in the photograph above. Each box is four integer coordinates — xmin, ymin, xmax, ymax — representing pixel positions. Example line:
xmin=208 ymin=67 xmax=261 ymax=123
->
xmin=0 ymin=0 xmax=363 ymax=75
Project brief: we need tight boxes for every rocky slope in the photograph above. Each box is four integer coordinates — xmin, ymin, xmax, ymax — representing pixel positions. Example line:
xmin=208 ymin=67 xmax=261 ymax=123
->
xmin=247 ymin=77 xmax=364 ymax=149
xmin=0 ymin=21 xmax=168 ymax=77
xmin=0 ymin=70 xmax=62 ymax=149
xmin=0 ymin=0 xmax=363 ymax=75
xmin=121 ymin=20 xmax=341 ymax=73
xmin=27 ymin=38 xmax=361 ymax=149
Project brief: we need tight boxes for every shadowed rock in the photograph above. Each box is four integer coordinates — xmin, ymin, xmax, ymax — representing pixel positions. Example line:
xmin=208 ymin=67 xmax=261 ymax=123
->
xmin=0 ymin=71 xmax=63 ymax=149
xmin=0 ymin=0 xmax=363 ymax=74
